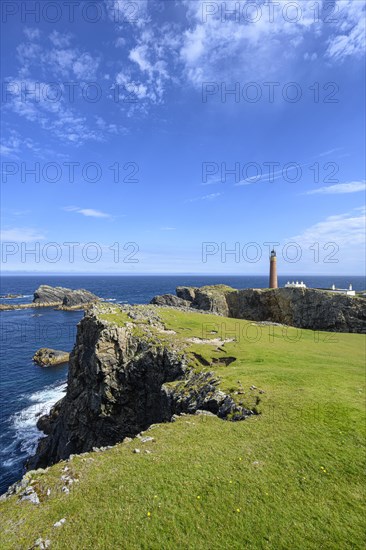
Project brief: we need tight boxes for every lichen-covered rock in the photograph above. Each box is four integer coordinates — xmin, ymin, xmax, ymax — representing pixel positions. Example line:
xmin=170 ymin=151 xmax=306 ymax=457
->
xmin=33 ymin=348 xmax=70 ymax=367
xmin=150 ymin=294 xmax=190 ymax=308
xmin=176 ymin=287 xmax=197 ymax=301
xmin=228 ymin=287 xmax=366 ymax=333
xmin=28 ymin=306 xmax=253 ymax=469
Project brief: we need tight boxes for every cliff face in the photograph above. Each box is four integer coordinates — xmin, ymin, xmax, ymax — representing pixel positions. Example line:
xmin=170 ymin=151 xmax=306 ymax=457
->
xmin=152 ymin=286 xmax=366 ymax=333
xmin=29 ymin=306 xmax=253 ymax=469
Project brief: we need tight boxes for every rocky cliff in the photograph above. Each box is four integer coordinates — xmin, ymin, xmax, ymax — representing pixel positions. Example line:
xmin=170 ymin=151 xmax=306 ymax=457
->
xmin=29 ymin=305 xmax=253 ymax=469
xmin=151 ymin=286 xmax=366 ymax=333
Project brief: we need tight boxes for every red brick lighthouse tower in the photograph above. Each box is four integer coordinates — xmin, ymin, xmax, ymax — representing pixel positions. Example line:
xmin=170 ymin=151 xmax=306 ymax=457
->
xmin=269 ymin=249 xmax=278 ymax=289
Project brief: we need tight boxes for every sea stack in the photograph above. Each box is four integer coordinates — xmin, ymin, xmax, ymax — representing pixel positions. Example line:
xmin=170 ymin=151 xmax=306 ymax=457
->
xmin=269 ymin=249 xmax=278 ymax=289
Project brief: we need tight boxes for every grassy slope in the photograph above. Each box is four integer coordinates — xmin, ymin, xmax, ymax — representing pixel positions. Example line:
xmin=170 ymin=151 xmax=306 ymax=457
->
xmin=1 ymin=308 xmax=365 ymax=550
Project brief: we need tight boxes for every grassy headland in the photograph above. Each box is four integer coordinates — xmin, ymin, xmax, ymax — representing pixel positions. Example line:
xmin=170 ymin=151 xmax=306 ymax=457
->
xmin=1 ymin=307 xmax=365 ymax=549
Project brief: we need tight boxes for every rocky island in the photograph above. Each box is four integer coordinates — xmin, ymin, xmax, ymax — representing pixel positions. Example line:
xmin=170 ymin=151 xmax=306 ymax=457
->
xmin=0 ymin=285 xmax=99 ymax=311
xmin=33 ymin=348 xmax=70 ymax=367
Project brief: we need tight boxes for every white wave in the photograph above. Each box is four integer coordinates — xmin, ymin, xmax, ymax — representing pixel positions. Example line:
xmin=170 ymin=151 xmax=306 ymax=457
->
xmin=103 ymin=298 xmax=116 ymax=302
xmin=9 ymin=382 xmax=67 ymax=455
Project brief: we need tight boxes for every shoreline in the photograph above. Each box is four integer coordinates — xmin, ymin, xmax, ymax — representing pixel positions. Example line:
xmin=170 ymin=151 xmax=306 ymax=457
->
xmin=0 ymin=301 xmax=97 ymax=312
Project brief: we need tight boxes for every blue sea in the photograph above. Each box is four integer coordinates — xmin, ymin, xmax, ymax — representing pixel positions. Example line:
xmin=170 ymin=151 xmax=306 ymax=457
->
xmin=0 ymin=274 xmax=364 ymax=494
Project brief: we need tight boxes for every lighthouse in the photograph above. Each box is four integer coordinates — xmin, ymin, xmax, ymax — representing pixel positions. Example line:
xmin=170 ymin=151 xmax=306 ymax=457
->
xmin=269 ymin=249 xmax=278 ymax=289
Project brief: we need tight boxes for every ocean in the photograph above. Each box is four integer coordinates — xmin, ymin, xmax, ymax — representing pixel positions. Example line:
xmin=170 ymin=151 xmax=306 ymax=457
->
xmin=0 ymin=274 xmax=364 ymax=494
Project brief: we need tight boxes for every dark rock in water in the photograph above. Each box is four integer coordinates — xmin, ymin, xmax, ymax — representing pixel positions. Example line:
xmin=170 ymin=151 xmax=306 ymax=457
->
xmin=62 ymin=289 xmax=98 ymax=308
xmin=151 ymin=286 xmax=366 ymax=334
xmin=28 ymin=306 xmax=253 ymax=469
xmin=33 ymin=285 xmax=99 ymax=308
xmin=36 ymin=400 xmax=63 ymax=433
xmin=33 ymin=348 xmax=70 ymax=367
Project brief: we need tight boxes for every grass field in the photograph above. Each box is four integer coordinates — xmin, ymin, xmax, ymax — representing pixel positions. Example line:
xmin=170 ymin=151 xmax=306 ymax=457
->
xmin=1 ymin=308 xmax=365 ymax=549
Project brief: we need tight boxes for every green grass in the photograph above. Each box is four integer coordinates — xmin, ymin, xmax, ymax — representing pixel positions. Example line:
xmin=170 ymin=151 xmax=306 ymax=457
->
xmin=99 ymin=309 xmax=131 ymax=326
xmin=1 ymin=308 xmax=365 ymax=549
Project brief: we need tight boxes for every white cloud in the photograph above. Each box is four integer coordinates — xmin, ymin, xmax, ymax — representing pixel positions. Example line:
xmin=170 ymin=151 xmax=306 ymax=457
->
xmin=0 ymin=227 xmax=46 ymax=242
xmin=115 ymin=37 xmax=126 ymax=48
xmin=126 ymin=29 xmax=173 ymax=104
xmin=49 ymin=30 xmax=72 ymax=48
xmin=0 ymin=131 xmax=21 ymax=158
xmin=326 ymin=1 xmax=366 ymax=62
xmin=24 ymin=28 xmax=40 ymax=41
xmin=107 ymin=0 xmax=365 ymax=109
xmin=179 ymin=0 xmax=365 ymax=87
xmin=6 ymin=30 xmax=106 ymax=145
xmin=304 ymin=52 xmax=317 ymax=61
xmin=63 ymin=207 xmax=112 ymax=219
xmin=290 ymin=207 xmax=366 ymax=248
xmin=180 ymin=0 xmax=322 ymax=86
xmin=73 ymin=52 xmax=100 ymax=80
xmin=17 ymin=28 xmax=100 ymax=80
xmin=306 ymin=181 xmax=366 ymax=195
xmin=4 ymin=78 xmax=107 ymax=144
xmin=160 ymin=227 xmax=176 ymax=231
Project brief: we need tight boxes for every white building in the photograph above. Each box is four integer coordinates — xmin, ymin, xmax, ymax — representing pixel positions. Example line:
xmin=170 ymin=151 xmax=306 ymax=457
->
xmin=330 ymin=284 xmax=355 ymax=296
xmin=285 ymin=281 xmax=307 ymax=288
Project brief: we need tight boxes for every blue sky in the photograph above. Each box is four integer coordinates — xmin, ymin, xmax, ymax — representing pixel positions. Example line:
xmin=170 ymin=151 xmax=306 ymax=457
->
xmin=1 ymin=0 xmax=365 ymax=275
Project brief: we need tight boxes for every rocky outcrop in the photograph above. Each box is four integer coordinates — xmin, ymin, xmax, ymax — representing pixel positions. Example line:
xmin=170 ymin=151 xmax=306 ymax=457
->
xmin=151 ymin=286 xmax=366 ymax=333
xmin=150 ymin=294 xmax=190 ymax=308
xmin=28 ymin=306 xmax=253 ymax=469
xmin=33 ymin=285 xmax=98 ymax=308
xmin=33 ymin=348 xmax=70 ymax=367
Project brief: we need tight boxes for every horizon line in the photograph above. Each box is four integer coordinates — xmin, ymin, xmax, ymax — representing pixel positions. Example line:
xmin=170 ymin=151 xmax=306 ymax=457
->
xmin=1 ymin=273 xmax=365 ymax=277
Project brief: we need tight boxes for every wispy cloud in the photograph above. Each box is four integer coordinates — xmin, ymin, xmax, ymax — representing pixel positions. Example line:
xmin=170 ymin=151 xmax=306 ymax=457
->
xmin=2 ymin=31 xmax=119 ymax=146
xmin=0 ymin=227 xmax=46 ymax=242
xmin=63 ymin=207 xmax=112 ymax=219
xmin=290 ymin=207 xmax=366 ymax=248
xmin=160 ymin=227 xmax=176 ymax=231
xmin=305 ymin=181 xmax=366 ymax=195
xmin=186 ymin=193 xmax=222 ymax=203
xmin=235 ymin=164 xmax=308 ymax=186
xmin=318 ymin=147 xmax=343 ymax=157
